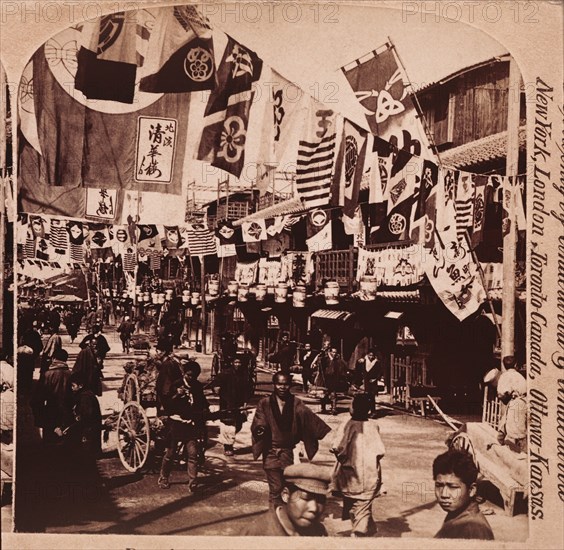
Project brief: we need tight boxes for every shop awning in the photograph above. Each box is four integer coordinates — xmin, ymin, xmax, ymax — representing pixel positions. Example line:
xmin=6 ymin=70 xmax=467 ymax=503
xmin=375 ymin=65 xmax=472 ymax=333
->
xmin=48 ymin=294 xmax=83 ymax=303
xmin=377 ymin=290 xmax=420 ymax=303
xmin=311 ymin=309 xmax=354 ymax=322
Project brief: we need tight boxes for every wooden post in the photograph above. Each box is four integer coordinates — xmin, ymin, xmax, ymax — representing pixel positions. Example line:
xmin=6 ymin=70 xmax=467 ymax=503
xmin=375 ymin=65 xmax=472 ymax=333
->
xmin=0 ymin=176 xmax=5 ymax=352
xmin=200 ymin=255 xmax=207 ymax=353
xmin=501 ymin=56 xmax=521 ymax=363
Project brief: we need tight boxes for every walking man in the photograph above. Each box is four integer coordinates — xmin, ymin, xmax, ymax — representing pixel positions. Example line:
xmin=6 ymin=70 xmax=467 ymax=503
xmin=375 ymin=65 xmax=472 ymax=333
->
xmin=212 ymin=356 xmax=252 ymax=456
xmin=355 ymin=348 xmax=382 ymax=418
xmin=251 ymin=371 xmax=331 ymax=508
xmin=117 ymin=316 xmax=135 ymax=354
xmin=158 ymin=363 xmax=209 ymax=491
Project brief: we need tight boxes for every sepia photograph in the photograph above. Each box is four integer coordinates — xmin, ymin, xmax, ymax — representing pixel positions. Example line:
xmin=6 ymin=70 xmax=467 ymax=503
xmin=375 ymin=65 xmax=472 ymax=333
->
xmin=1 ymin=1 xmax=563 ymax=548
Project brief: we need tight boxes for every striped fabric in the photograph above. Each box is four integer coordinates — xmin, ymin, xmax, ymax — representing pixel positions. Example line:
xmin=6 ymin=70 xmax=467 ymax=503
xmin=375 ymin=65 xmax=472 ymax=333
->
xmin=49 ymin=219 xmax=68 ymax=253
xmin=69 ymin=243 xmax=85 ymax=263
xmin=185 ymin=224 xmax=217 ymax=256
xmin=123 ymin=250 xmax=137 ymax=272
xmin=24 ymin=236 xmax=36 ymax=258
xmin=296 ymin=133 xmax=336 ymax=208
xmin=150 ymin=250 xmax=162 ymax=272
xmin=455 ymin=172 xmax=475 ymax=240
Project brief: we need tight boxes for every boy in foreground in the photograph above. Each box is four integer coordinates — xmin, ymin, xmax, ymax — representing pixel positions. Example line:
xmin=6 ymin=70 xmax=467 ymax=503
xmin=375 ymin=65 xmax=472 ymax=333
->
xmin=433 ymin=449 xmax=494 ymax=540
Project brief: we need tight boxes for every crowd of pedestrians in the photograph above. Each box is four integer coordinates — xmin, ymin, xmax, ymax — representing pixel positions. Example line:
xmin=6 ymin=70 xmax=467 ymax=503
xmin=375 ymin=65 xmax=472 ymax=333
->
xmin=14 ymin=302 xmax=505 ymax=540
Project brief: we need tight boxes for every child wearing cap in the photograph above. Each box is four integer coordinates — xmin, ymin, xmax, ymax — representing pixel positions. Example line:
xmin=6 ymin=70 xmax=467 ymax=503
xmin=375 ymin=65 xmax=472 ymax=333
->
xmin=330 ymin=393 xmax=385 ymax=537
xmin=433 ymin=449 xmax=494 ymax=539
xmin=242 ymin=463 xmax=330 ymax=536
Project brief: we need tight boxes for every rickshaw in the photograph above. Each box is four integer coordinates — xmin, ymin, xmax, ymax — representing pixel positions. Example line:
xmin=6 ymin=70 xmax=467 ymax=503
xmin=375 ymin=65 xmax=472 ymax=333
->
xmin=210 ymin=336 xmax=257 ymax=397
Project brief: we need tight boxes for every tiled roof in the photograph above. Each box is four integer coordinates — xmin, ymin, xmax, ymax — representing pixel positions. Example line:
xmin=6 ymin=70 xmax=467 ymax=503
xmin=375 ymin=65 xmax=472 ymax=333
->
xmin=233 ymin=196 xmax=306 ymax=226
xmin=440 ymin=126 xmax=526 ymax=169
xmin=412 ymin=54 xmax=510 ymax=94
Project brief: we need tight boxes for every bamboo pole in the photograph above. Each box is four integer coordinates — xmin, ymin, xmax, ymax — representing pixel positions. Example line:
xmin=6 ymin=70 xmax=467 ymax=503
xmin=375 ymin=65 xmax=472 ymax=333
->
xmin=200 ymin=255 xmax=207 ymax=353
xmin=501 ymin=56 xmax=521 ymax=363
xmin=0 ymin=176 xmax=5 ymax=352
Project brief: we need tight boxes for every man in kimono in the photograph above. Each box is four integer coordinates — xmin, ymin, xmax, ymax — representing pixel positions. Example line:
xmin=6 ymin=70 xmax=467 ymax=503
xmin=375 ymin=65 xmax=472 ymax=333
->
xmin=251 ymin=371 xmax=331 ymax=508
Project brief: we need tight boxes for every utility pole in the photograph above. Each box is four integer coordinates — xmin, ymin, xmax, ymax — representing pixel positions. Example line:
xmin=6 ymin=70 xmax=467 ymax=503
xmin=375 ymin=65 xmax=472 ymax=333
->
xmin=501 ymin=56 xmax=521 ymax=364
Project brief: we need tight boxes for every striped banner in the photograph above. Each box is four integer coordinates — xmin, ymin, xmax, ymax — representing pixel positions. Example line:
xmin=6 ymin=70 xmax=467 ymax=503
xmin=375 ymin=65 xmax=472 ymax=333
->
xmin=123 ymin=249 xmax=137 ymax=272
xmin=185 ymin=224 xmax=217 ymax=256
xmin=455 ymin=171 xmax=475 ymax=240
xmin=49 ymin=218 xmax=69 ymax=253
xmin=296 ymin=133 xmax=336 ymax=208
xmin=69 ymin=243 xmax=85 ymax=263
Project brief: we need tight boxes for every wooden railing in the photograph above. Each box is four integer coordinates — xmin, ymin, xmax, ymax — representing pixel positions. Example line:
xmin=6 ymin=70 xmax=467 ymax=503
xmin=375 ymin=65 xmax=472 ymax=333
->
xmin=390 ymin=354 xmax=436 ymax=414
xmin=482 ymin=385 xmax=503 ymax=430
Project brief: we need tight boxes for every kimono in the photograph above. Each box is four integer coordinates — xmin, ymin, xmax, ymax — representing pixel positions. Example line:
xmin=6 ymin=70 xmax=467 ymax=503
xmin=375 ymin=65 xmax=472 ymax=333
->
xmin=331 ymin=418 xmax=385 ymax=535
xmin=435 ymin=501 xmax=494 ymax=539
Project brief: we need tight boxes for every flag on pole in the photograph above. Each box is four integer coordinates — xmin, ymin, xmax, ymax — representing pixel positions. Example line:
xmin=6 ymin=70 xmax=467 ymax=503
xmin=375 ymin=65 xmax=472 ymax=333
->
xmin=257 ymin=68 xmax=307 ymax=192
xmin=470 ymin=175 xmax=488 ymax=248
xmin=139 ymin=5 xmax=215 ymax=93
xmin=197 ymin=36 xmax=262 ymax=177
xmin=425 ymin=231 xmax=487 ymax=321
xmin=185 ymin=223 xmax=217 ymax=256
xmin=75 ymin=11 xmax=139 ymax=104
xmin=369 ymin=194 xmax=416 ymax=243
xmin=332 ymin=119 xmax=368 ymax=217
xmin=341 ymin=42 xmax=435 ymax=160
xmin=295 ymin=97 xmax=337 ymax=208
xmin=455 ymin=171 xmax=475 ymax=241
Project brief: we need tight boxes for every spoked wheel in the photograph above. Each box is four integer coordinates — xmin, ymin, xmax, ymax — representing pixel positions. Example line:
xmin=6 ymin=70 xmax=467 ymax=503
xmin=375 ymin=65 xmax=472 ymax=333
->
xmin=123 ymin=374 xmax=140 ymax=403
xmin=117 ymin=401 xmax=150 ymax=472
xmin=450 ymin=432 xmax=478 ymax=469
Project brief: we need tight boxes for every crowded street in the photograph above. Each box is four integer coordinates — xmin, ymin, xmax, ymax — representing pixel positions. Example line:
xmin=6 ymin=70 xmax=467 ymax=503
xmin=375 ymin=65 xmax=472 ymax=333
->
xmin=2 ymin=1 xmax=548 ymax=545
xmin=11 ymin=322 xmax=526 ymax=540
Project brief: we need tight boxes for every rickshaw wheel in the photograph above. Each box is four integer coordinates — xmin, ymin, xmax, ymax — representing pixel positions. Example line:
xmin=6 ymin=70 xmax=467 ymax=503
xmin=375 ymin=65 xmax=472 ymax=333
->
xmin=117 ymin=401 xmax=150 ymax=472
xmin=123 ymin=373 xmax=140 ymax=403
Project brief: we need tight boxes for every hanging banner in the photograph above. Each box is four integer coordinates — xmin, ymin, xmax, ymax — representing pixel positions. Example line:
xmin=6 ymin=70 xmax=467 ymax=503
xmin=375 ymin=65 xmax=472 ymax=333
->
xmin=295 ymin=96 xmax=337 ymax=209
xmin=235 ymin=260 xmax=259 ymax=285
xmin=341 ymin=43 xmax=435 ymax=161
xmin=135 ymin=117 xmax=178 ymax=184
xmin=86 ymin=188 xmax=118 ymax=221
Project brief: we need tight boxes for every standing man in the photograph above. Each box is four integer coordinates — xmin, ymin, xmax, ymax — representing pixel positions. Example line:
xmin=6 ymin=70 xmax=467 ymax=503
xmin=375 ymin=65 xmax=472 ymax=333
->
xmin=320 ymin=347 xmax=348 ymax=415
xmin=117 ymin=316 xmax=135 ymax=354
xmin=251 ymin=371 xmax=331 ymax=508
xmin=155 ymin=341 xmax=182 ymax=415
xmin=31 ymin=348 xmax=73 ymax=444
xmin=79 ymin=325 xmax=110 ymax=372
xmin=496 ymin=356 xmax=527 ymax=453
xmin=267 ymin=332 xmax=296 ymax=374
xmin=72 ymin=338 xmax=103 ymax=396
xmin=212 ymin=356 xmax=251 ymax=456
xmin=18 ymin=320 xmax=43 ymax=395
xmin=355 ymin=348 xmax=382 ymax=418
xmin=242 ymin=463 xmax=330 ymax=536
xmin=158 ymin=362 xmax=209 ymax=491
xmin=298 ymin=342 xmax=318 ymax=394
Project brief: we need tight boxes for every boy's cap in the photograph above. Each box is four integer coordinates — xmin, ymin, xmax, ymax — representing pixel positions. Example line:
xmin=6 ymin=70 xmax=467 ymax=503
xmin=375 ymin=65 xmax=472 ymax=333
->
xmin=283 ymin=464 xmax=331 ymax=495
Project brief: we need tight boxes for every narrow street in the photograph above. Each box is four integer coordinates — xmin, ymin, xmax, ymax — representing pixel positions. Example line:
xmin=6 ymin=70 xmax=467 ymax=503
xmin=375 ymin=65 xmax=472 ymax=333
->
xmin=13 ymin=327 xmax=527 ymax=540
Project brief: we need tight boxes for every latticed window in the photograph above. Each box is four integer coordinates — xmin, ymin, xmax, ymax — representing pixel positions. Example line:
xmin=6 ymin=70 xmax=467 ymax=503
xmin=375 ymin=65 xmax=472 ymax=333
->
xmin=314 ymin=247 xmax=357 ymax=292
xmin=217 ymin=201 xmax=250 ymax=220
